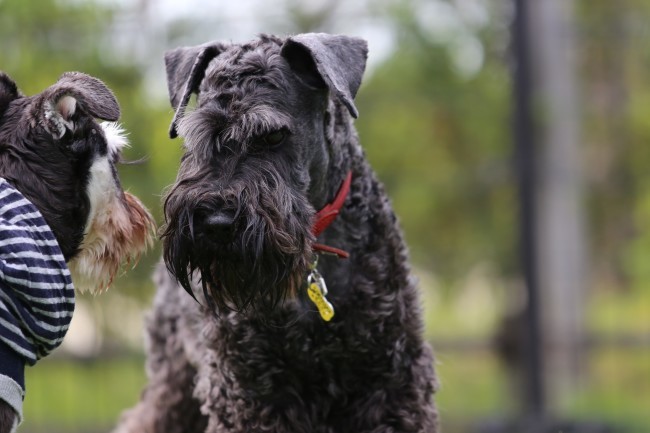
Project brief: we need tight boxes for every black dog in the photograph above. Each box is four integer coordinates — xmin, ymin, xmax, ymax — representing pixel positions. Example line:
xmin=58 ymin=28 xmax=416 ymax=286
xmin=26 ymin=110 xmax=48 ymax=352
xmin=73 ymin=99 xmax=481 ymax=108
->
xmin=115 ymin=33 xmax=438 ymax=433
xmin=0 ymin=71 xmax=154 ymax=432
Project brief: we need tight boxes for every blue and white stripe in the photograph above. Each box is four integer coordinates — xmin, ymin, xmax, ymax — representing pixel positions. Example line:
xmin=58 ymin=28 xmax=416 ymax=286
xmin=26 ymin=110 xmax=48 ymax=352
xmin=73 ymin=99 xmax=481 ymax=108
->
xmin=0 ymin=178 xmax=75 ymax=365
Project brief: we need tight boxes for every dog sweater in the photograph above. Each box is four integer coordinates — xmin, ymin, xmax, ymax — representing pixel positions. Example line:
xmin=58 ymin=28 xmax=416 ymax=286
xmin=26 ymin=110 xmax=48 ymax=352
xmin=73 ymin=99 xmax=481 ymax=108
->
xmin=0 ymin=178 xmax=75 ymax=427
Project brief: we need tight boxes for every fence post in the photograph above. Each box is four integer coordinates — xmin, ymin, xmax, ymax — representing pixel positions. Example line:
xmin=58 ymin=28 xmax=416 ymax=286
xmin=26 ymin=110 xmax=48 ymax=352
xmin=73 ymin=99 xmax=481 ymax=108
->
xmin=512 ymin=0 xmax=546 ymax=424
xmin=528 ymin=0 xmax=588 ymax=412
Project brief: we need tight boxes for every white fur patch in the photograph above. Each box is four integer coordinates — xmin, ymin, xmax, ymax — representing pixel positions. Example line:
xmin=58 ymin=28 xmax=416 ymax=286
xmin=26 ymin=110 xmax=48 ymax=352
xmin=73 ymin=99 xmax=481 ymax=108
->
xmin=100 ymin=122 xmax=129 ymax=157
xmin=70 ymin=128 xmax=127 ymax=293
xmin=86 ymin=157 xmax=119 ymax=233
xmin=67 ymin=123 xmax=154 ymax=294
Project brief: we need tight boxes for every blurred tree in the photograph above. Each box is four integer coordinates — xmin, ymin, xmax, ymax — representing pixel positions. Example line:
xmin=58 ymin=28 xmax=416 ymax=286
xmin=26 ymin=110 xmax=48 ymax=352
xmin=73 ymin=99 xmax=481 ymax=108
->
xmin=356 ymin=0 xmax=515 ymax=291
xmin=4 ymin=0 xmax=647 ymax=309
xmin=578 ymin=0 xmax=650 ymax=295
xmin=285 ymin=0 xmax=342 ymax=33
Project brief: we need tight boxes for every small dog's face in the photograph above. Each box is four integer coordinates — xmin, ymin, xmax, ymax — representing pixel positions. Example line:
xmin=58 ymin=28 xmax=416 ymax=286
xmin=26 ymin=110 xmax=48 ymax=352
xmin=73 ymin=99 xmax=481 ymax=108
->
xmin=162 ymin=34 xmax=367 ymax=312
xmin=0 ymin=71 xmax=155 ymax=293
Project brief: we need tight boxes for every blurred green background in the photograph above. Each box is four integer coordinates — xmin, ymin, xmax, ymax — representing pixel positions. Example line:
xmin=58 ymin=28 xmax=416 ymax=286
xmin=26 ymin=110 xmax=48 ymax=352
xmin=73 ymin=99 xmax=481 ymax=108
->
xmin=1 ymin=0 xmax=649 ymax=432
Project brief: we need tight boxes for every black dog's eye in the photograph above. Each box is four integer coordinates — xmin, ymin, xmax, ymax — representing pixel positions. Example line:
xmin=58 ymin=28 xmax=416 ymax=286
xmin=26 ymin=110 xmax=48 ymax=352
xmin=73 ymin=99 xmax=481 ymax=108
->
xmin=264 ymin=129 xmax=287 ymax=147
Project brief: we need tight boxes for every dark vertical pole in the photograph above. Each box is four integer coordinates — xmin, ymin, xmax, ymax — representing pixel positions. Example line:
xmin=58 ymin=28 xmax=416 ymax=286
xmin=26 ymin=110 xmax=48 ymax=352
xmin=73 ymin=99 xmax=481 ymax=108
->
xmin=513 ymin=0 xmax=545 ymax=421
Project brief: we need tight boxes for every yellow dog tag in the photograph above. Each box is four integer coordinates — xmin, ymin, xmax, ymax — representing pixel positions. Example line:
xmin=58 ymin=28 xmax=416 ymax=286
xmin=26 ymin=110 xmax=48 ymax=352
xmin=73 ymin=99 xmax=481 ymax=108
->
xmin=306 ymin=262 xmax=335 ymax=321
xmin=307 ymin=281 xmax=335 ymax=321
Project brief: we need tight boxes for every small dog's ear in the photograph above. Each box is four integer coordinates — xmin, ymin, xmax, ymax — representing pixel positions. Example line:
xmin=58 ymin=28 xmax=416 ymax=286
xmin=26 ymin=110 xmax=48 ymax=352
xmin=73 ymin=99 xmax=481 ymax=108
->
xmin=281 ymin=33 xmax=368 ymax=118
xmin=0 ymin=72 xmax=21 ymax=119
xmin=164 ymin=42 xmax=227 ymax=139
xmin=52 ymin=72 xmax=120 ymax=121
xmin=42 ymin=72 xmax=120 ymax=139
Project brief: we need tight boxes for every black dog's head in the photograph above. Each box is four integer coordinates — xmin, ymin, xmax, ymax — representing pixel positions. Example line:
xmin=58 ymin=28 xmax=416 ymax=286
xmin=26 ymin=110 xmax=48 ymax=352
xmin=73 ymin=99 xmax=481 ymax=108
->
xmin=162 ymin=33 xmax=367 ymax=313
xmin=0 ymin=71 xmax=155 ymax=293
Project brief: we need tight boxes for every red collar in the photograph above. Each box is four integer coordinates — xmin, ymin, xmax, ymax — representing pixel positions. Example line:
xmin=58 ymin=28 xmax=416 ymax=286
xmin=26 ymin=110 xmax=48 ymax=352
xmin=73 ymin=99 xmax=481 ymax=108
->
xmin=311 ymin=171 xmax=352 ymax=259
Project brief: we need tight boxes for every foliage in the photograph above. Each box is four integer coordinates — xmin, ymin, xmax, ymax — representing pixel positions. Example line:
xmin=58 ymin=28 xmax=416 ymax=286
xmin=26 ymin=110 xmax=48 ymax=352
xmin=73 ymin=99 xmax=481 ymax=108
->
xmin=576 ymin=0 xmax=650 ymax=295
xmin=357 ymin=1 xmax=515 ymax=287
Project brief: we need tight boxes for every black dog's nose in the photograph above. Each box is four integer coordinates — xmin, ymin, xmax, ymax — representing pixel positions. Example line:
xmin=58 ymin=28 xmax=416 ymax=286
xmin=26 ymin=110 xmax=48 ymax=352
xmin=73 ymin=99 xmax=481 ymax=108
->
xmin=206 ymin=212 xmax=234 ymax=231
xmin=199 ymin=210 xmax=236 ymax=239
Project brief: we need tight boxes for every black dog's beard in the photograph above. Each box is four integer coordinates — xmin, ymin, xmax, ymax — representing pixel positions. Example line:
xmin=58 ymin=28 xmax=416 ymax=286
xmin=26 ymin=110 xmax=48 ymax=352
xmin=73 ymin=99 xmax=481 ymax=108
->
xmin=162 ymin=192 xmax=314 ymax=314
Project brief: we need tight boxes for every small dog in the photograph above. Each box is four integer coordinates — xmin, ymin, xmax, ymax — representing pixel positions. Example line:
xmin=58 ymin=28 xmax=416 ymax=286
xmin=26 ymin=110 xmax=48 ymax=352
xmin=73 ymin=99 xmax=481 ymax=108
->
xmin=0 ymin=71 xmax=154 ymax=432
xmin=115 ymin=33 xmax=437 ymax=433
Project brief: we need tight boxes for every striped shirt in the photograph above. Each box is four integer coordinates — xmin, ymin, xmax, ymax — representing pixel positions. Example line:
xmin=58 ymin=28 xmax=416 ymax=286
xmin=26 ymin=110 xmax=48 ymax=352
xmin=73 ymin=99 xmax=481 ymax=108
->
xmin=0 ymin=178 xmax=75 ymax=429
xmin=0 ymin=177 xmax=75 ymax=364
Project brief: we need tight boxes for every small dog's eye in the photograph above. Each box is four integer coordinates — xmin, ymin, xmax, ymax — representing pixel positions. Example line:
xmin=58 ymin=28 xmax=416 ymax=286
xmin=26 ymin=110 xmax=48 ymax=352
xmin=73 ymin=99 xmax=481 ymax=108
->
xmin=264 ymin=130 xmax=287 ymax=147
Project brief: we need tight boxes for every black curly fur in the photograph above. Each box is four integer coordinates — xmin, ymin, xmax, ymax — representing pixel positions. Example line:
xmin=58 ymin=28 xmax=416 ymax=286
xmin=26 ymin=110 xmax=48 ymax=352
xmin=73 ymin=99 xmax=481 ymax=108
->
xmin=116 ymin=34 xmax=438 ymax=433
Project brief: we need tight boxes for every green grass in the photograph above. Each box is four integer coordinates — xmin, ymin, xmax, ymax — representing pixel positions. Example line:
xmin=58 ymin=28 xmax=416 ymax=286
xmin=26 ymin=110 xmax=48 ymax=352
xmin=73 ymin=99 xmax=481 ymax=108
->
xmin=23 ymin=351 xmax=514 ymax=433
xmin=433 ymin=346 xmax=650 ymax=432
xmin=420 ymin=274 xmax=650 ymax=432
xmin=16 ymin=345 xmax=650 ymax=433
xmin=565 ymin=347 xmax=650 ymax=432
xmin=588 ymin=289 xmax=650 ymax=335
xmin=15 ymin=280 xmax=650 ymax=433
xmin=434 ymin=350 xmax=515 ymax=427
xmin=21 ymin=356 xmax=147 ymax=433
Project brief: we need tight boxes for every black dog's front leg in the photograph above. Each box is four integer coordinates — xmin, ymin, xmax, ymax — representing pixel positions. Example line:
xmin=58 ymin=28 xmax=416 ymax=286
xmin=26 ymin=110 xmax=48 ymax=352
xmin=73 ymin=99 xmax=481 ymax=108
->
xmin=0 ymin=400 xmax=16 ymax=433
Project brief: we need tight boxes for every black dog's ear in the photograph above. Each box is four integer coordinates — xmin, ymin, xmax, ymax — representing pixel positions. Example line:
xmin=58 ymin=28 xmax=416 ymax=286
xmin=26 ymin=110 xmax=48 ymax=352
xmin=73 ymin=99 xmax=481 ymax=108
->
xmin=281 ymin=33 xmax=368 ymax=118
xmin=0 ymin=72 xmax=21 ymax=119
xmin=164 ymin=42 xmax=228 ymax=139
xmin=41 ymin=72 xmax=120 ymax=139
